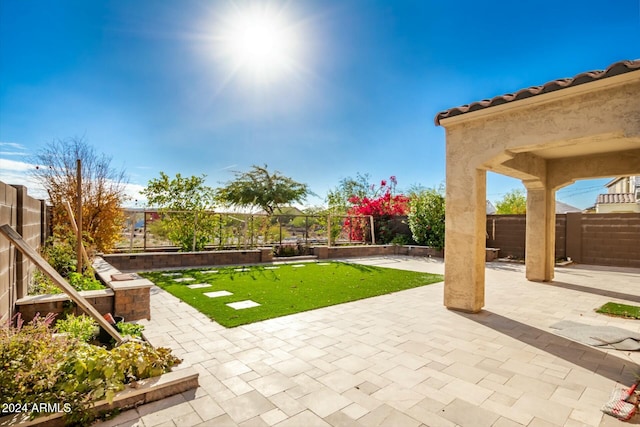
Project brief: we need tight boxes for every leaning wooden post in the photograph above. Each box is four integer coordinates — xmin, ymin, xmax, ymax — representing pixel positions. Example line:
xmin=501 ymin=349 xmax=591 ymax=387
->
xmin=76 ymin=159 xmax=83 ymax=272
xmin=0 ymin=224 xmax=123 ymax=343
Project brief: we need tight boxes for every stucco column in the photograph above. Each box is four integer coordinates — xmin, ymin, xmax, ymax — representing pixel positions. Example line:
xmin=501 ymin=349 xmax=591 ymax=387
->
xmin=444 ymin=168 xmax=486 ymax=312
xmin=525 ymin=186 xmax=556 ymax=281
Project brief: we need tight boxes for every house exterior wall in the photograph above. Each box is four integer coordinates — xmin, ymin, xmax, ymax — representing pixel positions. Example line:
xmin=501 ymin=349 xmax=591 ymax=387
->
xmin=596 ymin=202 xmax=640 ymax=213
xmin=607 ymin=176 xmax=639 ymax=194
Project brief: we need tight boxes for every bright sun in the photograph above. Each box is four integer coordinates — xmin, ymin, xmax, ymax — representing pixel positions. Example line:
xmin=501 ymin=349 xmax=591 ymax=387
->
xmin=219 ymin=4 xmax=300 ymax=84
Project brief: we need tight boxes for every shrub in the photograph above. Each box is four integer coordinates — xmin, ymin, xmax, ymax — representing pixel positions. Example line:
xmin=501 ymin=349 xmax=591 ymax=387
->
xmin=67 ymin=271 xmax=104 ymax=291
xmin=1 ymin=314 xmax=181 ymax=424
xmin=345 ymin=177 xmax=409 ymax=243
xmin=408 ymin=187 xmax=445 ymax=250
xmin=55 ymin=314 xmax=98 ymax=342
xmin=116 ymin=322 xmax=145 ymax=338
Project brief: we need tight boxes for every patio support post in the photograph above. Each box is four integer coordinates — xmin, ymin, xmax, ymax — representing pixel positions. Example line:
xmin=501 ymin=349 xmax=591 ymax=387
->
xmin=525 ymin=186 xmax=556 ymax=282
xmin=444 ymin=167 xmax=486 ymax=312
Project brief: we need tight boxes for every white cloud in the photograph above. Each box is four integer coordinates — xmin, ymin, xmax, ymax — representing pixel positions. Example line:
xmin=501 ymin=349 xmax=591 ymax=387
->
xmin=0 ymin=141 xmax=27 ymax=150
xmin=0 ymin=142 xmax=28 ymax=156
xmin=0 ymin=158 xmax=35 ymax=171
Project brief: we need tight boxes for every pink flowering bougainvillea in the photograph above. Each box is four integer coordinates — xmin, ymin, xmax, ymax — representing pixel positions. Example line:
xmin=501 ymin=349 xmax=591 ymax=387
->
xmin=344 ymin=176 xmax=409 ymax=243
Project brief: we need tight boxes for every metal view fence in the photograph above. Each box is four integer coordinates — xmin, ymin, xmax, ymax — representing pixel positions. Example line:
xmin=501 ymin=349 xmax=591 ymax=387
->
xmin=117 ymin=209 xmax=376 ymax=252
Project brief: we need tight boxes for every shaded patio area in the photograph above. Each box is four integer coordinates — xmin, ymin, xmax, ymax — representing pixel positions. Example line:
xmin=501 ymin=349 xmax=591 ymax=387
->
xmin=96 ymin=257 xmax=640 ymax=427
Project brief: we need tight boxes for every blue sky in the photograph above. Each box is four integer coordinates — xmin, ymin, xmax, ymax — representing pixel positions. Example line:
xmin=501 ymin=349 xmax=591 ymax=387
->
xmin=1 ymin=0 xmax=638 ymax=209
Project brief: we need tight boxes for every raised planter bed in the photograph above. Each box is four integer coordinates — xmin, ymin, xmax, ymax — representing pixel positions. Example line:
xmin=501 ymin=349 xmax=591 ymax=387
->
xmin=16 ymin=258 xmax=153 ymax=322
xmin=0 ymin=367 xmax=199 ymax=427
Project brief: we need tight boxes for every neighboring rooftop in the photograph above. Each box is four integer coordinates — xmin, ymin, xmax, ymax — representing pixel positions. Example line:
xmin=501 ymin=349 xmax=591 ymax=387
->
xmin=434 ymin=59 xmax=640 ymax=125
xmin=555 ymin=201 xmax=582 ymax=214
xmin=596 ymin=193 xmax=637 ymax=204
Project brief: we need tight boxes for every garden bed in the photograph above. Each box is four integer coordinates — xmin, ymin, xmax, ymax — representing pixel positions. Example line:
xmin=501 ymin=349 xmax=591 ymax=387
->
xmin=16 ymin=258 xmax=152 ymax=323
xmin=0 ymin=367 xmax=198 ymax=427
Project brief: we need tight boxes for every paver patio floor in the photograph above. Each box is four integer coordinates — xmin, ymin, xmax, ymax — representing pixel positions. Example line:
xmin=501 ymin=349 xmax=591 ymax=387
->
xmin=96 ymin=257 xmax=640 ymax=427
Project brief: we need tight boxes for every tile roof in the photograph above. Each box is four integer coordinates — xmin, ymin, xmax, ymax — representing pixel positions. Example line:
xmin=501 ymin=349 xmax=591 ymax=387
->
xmin=596 ymin=193 xmax=637 ymax=204
xmin=434 ymin=59 xmax=640 ymax=125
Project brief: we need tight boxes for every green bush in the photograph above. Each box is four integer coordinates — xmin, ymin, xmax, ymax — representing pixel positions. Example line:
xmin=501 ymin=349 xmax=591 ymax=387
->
xmin=116 ymin=322 xmax=145 ymax=338
xmin=41 ymin=237 xmax=77 ymax=278
xmin=55 ymin=314 xmax=98 ymax=342
xmin=68 ymin=271 xmax=104 ymax=291
xmin=1 ymin=314 xmax=181 ymax=424
xmin=408 ymin=187 xmax=445 ymax=250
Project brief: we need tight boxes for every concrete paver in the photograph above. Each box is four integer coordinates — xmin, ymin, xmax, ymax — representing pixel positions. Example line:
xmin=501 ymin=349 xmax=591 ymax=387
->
xmin=95 ymin=256 xmax=640 ymax=426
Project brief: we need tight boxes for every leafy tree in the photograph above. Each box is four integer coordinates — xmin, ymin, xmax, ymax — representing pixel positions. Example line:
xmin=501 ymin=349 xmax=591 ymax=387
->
xmin=30 ymin=137 xmax=128 ymax=253
xmin=408 ymin=186 xmax=445 ymax=250
xmin=495 ymin=189 xmax=527 ymax=214
xmin=217 ymin=165 xmax=310 ymax=215
xmin=142 ymin=172 xmax=218 ymax=251
xmin=326 ymin=172 xmax=376 ymax=214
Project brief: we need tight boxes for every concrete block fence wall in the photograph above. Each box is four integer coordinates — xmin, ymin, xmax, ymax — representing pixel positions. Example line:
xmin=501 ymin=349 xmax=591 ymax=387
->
xmin=487 ymin=213 xmax=640 ymax=268
xmin=0 ymin=182 xmax=49 ymax=325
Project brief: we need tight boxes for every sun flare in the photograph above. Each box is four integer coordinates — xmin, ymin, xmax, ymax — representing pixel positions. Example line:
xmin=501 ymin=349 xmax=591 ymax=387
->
xmin=218 ymin=4 xmax=300 ymax=84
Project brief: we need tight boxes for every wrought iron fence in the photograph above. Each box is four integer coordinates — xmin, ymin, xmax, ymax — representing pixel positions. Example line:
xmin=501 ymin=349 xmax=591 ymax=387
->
xmin=117 ymin=209 xmax=375 ymax=252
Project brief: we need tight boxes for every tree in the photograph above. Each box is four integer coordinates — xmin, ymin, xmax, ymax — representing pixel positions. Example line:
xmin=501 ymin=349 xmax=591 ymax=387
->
xmin=30 ymin=137 xmax=128 ymax=253
xmin=217 ymin=165 xmax=310 ymax=215
xmin=142 ymin=172 xmax=218 ymax=251
xmin=495 ymin=189 xmax=527 ymax=214
xmin=326 ymin=172 xmax=376 ymax=214
xmin=408 ymin=186 xmax=445 ymax=250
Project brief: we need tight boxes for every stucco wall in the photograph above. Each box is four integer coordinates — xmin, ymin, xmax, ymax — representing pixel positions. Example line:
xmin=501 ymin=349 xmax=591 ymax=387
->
xmin=596 ymin=203 xmax=640 ymax=213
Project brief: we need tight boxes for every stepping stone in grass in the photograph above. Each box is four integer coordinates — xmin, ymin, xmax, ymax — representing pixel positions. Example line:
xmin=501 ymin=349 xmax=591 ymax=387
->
xmin=162 ymin=272 xmax=182 ymax=277
xmin=174 ymin=277 xmax=195 ymax=282
xmin=199 ymin=270 xmax=219 ymax=274
xmin=187 ymin=283 xmax=212 ymax=289
xmin=317 ymin=263 xmax=331 ymax=266
xmin=234 ymin=268 xmax=250 ymax=272
xmin=204 ymin=290 xmax=233 ymax=298
xmin=292 ymin=264 xmax=306 ymax=268
xmin=264 ymin=266 xmax=280 ymax=270
xmin=227 ymin=300 xmax=260 ymax=310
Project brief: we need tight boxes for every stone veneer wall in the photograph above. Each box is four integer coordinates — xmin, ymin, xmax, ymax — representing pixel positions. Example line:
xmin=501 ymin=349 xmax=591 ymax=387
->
xmin=16 ymin=290 xmax=115 ymax=323
xmin=104 ymin=245 xmax=443 ymax=272
xmin=102 ymin=248 xmax=274 ymax=272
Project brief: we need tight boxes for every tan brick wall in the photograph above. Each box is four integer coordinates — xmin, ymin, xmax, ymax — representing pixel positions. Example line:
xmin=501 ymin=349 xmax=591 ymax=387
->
xmin=487 ymin=213 xmax=640 ymax=267
xmin=486 ymin=215 xmax=527 ymax=259
xmin=0 ymin=181 xmax=48 ymax=324
xmin=0 ymin=183 xmax=17 ymax=325
xmin=580 ymin=213 xmax=640 ymax=268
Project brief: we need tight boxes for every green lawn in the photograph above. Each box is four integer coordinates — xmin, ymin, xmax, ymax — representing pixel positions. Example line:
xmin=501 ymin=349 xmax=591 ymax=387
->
xmin=142 ymin=261 xmax=443 ymax=327
xmin=596 ymin=302 xmax=640 ymax=319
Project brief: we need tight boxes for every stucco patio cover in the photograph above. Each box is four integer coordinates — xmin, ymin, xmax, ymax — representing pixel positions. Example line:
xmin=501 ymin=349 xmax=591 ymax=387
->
xmin=435 ymin=59 xmax=640 ymax=313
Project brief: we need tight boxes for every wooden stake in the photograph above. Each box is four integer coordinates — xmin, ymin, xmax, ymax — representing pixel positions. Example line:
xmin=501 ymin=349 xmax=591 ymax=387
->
xmin=76 ymin=159 xmax=83 ymax=272
xmin=64 ymin=201 xmax=90 ymax=267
